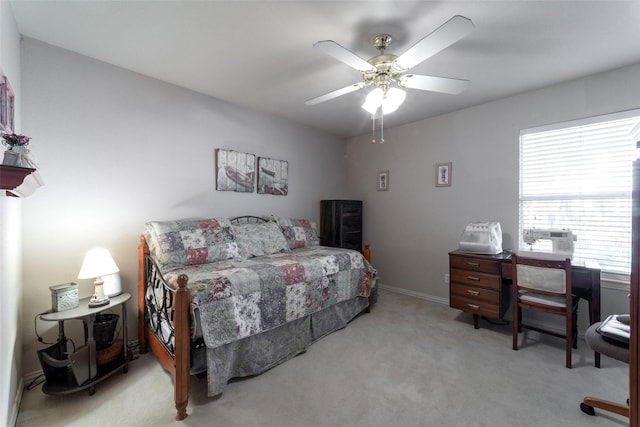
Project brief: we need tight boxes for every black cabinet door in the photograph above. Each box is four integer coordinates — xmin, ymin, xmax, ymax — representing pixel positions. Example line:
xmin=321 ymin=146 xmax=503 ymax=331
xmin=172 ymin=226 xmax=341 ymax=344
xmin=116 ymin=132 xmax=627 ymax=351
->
xmin=320 ymin=200 xmax=363 ymax=252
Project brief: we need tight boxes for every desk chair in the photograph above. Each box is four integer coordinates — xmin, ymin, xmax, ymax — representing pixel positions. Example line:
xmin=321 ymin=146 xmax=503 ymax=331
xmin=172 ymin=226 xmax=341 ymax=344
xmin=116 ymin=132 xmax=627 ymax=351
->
xmin=580 ymin=318 xmax=629 ymax=418
xmin=512 ymin=254 xmax=579 ymax=368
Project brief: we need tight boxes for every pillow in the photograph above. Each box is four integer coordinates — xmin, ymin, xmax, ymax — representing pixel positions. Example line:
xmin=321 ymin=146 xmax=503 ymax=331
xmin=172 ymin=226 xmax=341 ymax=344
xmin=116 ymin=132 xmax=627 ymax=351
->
xmin=232 ymin=223 xmax=266 ymax=259
xmin=257 ymin=221 xmax=290 ymax=254
xmin=274 ymin=216 xmax=320 ymax=249
xmin=145 ymin=217 xmax=240 ymax=271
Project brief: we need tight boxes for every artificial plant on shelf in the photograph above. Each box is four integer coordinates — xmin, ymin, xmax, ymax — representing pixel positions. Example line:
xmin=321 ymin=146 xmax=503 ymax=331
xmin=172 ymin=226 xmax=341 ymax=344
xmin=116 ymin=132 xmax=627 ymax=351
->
xmin=2 ymin=132 xmax=36 ymax=168
xmin=0 ymin=131 xmax=42 ymax=195
xmin=2 ymin=132 xmax=31 ymax=152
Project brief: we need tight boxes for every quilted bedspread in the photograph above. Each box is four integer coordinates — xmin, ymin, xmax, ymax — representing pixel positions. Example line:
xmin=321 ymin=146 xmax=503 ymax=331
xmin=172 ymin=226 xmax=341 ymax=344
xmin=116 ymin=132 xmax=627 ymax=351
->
xmin=163 ymin=246 xmax=375 ymax=349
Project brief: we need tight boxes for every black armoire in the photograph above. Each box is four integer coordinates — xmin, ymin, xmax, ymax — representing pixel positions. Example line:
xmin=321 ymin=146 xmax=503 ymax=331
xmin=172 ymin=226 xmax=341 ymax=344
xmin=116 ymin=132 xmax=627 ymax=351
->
xmin=320 ymin=200 xmax=363 ymax=252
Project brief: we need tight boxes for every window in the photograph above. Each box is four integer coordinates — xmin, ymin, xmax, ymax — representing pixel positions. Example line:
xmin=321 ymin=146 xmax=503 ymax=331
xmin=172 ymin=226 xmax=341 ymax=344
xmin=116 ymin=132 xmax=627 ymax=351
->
xmin=519 ymin=110 xmax=640 ymax=281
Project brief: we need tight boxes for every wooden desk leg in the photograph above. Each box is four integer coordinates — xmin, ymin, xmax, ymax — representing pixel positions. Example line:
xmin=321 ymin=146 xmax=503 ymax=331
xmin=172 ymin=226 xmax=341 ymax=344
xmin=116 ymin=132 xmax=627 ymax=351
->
xmin=473 ymin=314 xmax=480 ymax=329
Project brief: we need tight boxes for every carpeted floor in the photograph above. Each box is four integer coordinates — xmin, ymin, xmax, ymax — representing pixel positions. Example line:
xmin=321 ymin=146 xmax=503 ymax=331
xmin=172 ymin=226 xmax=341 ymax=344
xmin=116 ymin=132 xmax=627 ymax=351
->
xmin=16 ymin=290 xmax=629 ymax=427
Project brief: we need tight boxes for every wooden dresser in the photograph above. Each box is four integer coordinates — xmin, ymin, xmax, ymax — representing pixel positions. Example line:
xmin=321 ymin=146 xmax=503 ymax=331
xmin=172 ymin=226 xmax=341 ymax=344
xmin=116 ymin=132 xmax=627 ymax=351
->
xmin=320 ymin=200 xmax=363 ymax=252
xmin=449 ymin=250 xmax=511 ymax=329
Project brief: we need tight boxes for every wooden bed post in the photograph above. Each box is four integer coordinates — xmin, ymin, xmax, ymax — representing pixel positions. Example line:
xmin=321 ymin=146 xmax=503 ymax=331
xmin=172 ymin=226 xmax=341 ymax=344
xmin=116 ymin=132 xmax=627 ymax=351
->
xmin=138 ymin=234 xmax=191 ymax=420
xmin=174 ymin=274 xmax=191 ymax=421
xmin=138 ymin=236 xmax=149 ymax=354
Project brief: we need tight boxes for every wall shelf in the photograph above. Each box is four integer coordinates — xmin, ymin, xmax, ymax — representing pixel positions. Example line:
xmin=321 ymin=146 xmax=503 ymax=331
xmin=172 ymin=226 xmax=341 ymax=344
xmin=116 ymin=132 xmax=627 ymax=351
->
xmin=0 ymin=164 xmax=36 ymax=196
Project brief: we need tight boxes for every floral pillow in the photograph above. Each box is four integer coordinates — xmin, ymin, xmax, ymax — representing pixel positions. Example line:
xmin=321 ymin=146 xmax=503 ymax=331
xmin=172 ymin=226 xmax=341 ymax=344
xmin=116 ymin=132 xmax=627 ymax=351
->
xmin=145 ymin=217 xmax=240 ymax=271
xmin=274 ymin=216 xmax=320 ymax=249
xmin=232 ymin=223 xmax=266 ymax=259
xmin=257 ymin=221 xmax=290 ymax=254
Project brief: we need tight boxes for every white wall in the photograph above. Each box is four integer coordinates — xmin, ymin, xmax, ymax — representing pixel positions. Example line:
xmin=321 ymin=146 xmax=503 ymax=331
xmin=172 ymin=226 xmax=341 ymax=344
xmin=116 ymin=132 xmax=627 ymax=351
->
xmin=19 ymin=38 xmax=348 ymax=374
xmin=0 ymin=1 xmax=23 ymax=425
xmin=347 ymin=63 xmax=640 ymax=329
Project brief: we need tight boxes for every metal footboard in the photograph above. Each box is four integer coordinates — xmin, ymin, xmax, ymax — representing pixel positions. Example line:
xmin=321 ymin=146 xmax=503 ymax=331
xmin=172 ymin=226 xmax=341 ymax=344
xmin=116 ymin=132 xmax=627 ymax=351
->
xmin=143 ymin=254 xmax=177 ymax=355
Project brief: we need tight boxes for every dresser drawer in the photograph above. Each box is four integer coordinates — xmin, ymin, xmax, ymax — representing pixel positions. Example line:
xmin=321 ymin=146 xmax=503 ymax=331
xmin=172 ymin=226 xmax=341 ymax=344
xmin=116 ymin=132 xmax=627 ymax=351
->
xmin=450 ymin=255 xmax=501 ymax=275
xmin=450 ymin=294 xmax=500 ymax=319
xmin=450 ymin=283 xmax=499 ymax=304
xmin=451 ymin=268 xmax=501 ymax=290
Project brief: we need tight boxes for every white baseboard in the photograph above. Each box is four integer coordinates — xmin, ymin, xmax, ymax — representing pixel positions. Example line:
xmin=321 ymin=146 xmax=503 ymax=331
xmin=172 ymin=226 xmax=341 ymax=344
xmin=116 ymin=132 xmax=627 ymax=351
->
xmin=23 ymin=369 xmax=44 ymax=385
xmin=379 ymin=283 xmax=448 ymax=306
xmin=9 ymin=377 xmax=24 ymax=427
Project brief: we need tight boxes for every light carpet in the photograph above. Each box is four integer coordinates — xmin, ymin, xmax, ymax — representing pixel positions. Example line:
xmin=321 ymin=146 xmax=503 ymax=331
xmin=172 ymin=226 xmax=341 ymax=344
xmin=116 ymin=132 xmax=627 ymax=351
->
xmin=16 ymin=290 xmax=628 ymax=427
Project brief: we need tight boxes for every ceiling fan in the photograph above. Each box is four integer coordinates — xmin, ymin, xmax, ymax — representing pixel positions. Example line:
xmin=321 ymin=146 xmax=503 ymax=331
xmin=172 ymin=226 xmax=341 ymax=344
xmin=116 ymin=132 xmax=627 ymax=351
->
xmin=305 ymin=15 xmax=475 ymax=115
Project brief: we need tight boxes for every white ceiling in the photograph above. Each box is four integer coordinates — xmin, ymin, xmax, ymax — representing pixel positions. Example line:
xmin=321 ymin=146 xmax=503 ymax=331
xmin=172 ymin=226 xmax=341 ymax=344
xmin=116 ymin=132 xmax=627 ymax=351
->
xmin=9 ymin=1 xmax=640 ymax=138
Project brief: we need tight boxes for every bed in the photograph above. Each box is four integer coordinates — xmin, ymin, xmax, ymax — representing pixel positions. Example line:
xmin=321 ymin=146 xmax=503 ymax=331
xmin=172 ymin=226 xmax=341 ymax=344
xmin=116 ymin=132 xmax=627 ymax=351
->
xmin=137 ymin=215 xmax=377 ymax=420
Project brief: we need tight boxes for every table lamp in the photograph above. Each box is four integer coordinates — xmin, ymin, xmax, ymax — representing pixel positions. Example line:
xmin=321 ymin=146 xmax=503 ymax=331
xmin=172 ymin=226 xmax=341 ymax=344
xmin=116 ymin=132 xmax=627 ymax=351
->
xmin=78 ymin=248 xmax=120 ymax=308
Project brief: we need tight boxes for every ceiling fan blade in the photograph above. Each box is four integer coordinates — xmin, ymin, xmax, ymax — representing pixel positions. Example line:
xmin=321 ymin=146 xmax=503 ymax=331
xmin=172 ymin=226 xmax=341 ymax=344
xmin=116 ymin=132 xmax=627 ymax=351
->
xmin=305 ymin=83 xmax=365 ymax=106
xmin=314 ymin=40 xmax=376 ymax=72
xmin=400 ymin=74 xmax=469 ymax=95
xmin=395 ymin=15 xmax=474 ymax=70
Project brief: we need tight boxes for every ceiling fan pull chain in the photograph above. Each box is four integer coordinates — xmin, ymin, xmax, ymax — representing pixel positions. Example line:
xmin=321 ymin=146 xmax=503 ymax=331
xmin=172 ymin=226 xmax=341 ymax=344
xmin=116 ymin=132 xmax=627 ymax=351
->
xmin=371 ymin=115 xmax=376 ymax=144
xmin=380 ymin=112 xmax=385 ymax=143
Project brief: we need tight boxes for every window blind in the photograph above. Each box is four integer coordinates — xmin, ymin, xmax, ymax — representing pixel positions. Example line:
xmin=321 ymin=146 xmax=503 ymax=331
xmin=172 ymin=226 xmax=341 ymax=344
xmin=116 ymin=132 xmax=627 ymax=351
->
xmin=519 ymin=111 xmax=640 ymax=278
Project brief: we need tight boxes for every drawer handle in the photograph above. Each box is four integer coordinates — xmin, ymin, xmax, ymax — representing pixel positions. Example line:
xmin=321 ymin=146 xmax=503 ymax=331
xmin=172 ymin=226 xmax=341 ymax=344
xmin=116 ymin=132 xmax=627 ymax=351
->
xmin=467 ymin=304 xmax=480 ymax=310
xmin=466 ymin=262 xmax=480 ymax=267
xmin=466 ymin=290 xmax=480 ymax=296
xmin=466 ymin=276 xmax=481 ymax=281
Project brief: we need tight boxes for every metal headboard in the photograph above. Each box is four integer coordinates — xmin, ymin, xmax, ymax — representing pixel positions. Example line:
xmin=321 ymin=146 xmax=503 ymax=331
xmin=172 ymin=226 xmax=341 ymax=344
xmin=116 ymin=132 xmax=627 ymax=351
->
xmin=230 ymin=216 xmax=268 ymax=225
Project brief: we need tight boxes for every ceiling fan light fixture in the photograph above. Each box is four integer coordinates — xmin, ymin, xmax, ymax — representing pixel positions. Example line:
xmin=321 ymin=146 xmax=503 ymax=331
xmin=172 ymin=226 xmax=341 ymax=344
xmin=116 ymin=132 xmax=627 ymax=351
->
xmin=381 ymin=101 xmax=400 ymax=115
xmin=386 ymin=87 xmax=406 ymax=107
xmin=361 ymin=100 xmax=379 ymax=115
xmin=361 ymin=87 xmax=383 ymax=114
xmin=362 ymin=86 xmax=406 ymax=116
xmin=365 ymin=87 xmax=384 ymax=105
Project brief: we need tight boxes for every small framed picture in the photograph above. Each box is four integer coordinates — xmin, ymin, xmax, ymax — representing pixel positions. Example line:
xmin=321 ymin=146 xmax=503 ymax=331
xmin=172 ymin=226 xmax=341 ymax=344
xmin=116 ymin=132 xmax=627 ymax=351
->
xmin=436 ymin=162 xmax=452 ymax=187
xmin=0 ymin=76 xmax=8 ymax=131
xmin=378 ymin=170 xmax=389 ymax=191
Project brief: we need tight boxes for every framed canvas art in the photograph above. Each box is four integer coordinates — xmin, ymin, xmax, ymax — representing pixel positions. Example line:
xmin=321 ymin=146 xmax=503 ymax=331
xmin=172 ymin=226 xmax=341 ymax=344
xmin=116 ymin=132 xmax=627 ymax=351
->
xmin=215 ymin=149 xmax=256 ymax=192
xmin=257 ymin=157 xmax=288 ymax=195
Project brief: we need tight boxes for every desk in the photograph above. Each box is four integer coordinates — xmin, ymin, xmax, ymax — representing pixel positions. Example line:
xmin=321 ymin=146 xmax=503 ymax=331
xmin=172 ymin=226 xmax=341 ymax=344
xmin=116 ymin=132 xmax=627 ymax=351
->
xmin=449 ymin=250 xmax=601 ymax=330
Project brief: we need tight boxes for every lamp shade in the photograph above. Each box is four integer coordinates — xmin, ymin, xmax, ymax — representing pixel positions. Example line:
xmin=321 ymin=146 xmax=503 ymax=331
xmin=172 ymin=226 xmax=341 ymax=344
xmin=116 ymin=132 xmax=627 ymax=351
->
xmin=102 ymin=272 xmax=123 ymax=297
xmin=386 ymin=87 xmax=406 ymax=106
xmin=78 ymin=248 xmax=120 ymax=279
xmin=361 ymin=87 xmax=406 ymax=116
xmin=361 ymin=87 xmax=384 ymax=115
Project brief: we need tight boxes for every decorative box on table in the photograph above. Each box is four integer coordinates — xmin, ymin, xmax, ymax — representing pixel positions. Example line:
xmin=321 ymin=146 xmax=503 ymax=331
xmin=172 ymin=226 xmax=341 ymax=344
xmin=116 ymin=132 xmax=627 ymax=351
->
xmin=49 ymin=283 xmax=79 ymax=312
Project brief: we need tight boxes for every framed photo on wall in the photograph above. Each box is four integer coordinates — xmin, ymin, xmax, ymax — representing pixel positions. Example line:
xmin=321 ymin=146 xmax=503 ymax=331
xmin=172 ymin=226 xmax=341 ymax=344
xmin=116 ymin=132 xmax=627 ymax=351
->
xmin=215 ymin=149 xmax=256 ymax=192
xmin=378 ymin=170 xmax=389 ymax=191
xmin=257 ymin=157 xmax=288 ymax=195
xmin=436 ymin=162 xmax=452 ymax=187
xmin=0 ymin=76 xmax=14 ymax=132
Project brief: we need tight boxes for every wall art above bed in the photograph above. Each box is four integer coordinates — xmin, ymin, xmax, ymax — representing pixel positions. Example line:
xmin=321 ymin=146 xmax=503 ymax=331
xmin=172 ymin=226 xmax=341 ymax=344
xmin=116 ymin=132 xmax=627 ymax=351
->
xmin=215 ymin=149 xmax=256 ymax=193
xmin=258 ymin=157 xmax=288 ymax=195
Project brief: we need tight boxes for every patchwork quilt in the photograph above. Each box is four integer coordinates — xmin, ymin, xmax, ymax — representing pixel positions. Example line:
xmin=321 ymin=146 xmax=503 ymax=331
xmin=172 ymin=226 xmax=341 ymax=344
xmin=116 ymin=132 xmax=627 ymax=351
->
xmin=163 ymin=246 xmax=375 ymax=349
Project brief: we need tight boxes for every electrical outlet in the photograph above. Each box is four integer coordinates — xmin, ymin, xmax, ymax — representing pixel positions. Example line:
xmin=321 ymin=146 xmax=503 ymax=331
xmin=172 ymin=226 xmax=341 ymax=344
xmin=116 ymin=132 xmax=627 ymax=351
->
xmin=444 ymin=273 xmax=450 ymax=285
